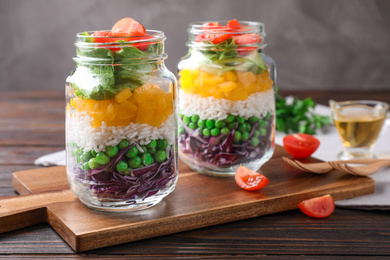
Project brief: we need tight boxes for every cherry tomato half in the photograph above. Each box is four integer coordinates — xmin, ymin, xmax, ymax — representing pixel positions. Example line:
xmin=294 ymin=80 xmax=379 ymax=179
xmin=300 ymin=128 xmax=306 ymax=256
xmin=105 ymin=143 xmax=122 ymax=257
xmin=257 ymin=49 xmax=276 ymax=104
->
xmin=195 ymin=21 xmax=233 ymax=44
xmin=235 ymin=166 xmax=269 ymax=191
xmin=110 ymin=17 xmax=147 ymax=36
xmin=201 ymin=22 xmax=222 ymax=30
xmin=298 ymin=194 xmax=335 ymax=218
xmin=233 ymin=33 xmax=261 ymax=55
xmin=128 ymin=35 xmax=154 ymax=51
xmin=195 ymin=31 xmax=232 ymax=44
xmin=92 ymin=17 xmax=152 ymax=52
xmin=283 ymin=133 xmax=320 ymax=159
xmin=226 ymin=19 xmax=241 ymax=29
xmin=92 ymin=31 xmax=121 ymax=52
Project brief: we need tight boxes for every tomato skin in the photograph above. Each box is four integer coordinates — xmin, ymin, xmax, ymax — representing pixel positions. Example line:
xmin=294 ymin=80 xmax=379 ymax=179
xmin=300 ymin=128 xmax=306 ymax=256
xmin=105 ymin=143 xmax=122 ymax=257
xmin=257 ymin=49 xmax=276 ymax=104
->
xmin=233 ymin=33 xmax=261 ymax=54
xmin=298 ymin=195 xmax=335 ymax=218
xmin=92 ymin=18 xmax=152 ymax=51
xmin=202 ymin=22 xmax=222 ymax=30
xmin=110 ymin=17 xmax=146 ymax=37
xmin=283 ymin=134 xmax=320 ymax=159
xmin=92 ymin=31 xmax=120 ymax=51
xmin=195 ymin=20 xmax=243 ymax=44
xmin=226 ymin=19 xmax=241 ymax=29
xmin=92 ymin=31 xmax=111 ymax=41
xmin=234 ymin=34 xmax=261 ymax=45
xmin=195 ymin=21 xmax=232 ymax=44
xmin=130 ymin=35 xmax=154 ymax=51
xmin=235 ymin=166 xmax=269 ymax=191
xmin=195 ymin=33 xmax=233 ymax=44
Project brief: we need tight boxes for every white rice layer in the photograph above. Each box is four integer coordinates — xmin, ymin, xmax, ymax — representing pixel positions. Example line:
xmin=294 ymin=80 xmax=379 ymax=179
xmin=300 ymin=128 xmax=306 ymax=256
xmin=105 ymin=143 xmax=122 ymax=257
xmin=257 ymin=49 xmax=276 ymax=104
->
xmin=66 ymin=113 xmax=175 ymax=152
xmin=179 ymin=89 xmax=275 ymax=120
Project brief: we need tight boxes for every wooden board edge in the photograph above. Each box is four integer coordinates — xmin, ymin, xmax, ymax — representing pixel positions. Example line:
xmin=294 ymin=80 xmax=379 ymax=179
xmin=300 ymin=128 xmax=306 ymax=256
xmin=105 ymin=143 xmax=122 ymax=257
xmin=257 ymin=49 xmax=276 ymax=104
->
xmin=46 ymin=205 xmax=79 ymax=251
xmin=65 ymin=177 xmax=374 ymax=252
xmin=12 ymin=174 xmax=33 ymax=195
xmin=12 ymin=166 xmax=68 ymax=195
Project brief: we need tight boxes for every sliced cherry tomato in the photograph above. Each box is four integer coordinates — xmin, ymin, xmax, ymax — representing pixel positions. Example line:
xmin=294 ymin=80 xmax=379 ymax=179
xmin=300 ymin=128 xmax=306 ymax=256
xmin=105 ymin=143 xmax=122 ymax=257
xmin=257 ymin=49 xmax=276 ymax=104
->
xmin=234 ymin=33 xmax=261 ymax=45
xmin=92 ymin=31 xmax=121 ymax=52
xmin=201 ymin=22 xmax=222 ymax=30
xmin=195 ymin=21 xmax=233 ymax=44
xmin=235 ymin=166 xmax=269 ymax=191
xmin=195 ymin=33 xmax=232 ymax=44
xmin=93 ymin=18 xmax=152 ymax=51
xmin=283 ymin=133 xmax=320 ymax=159
xmin=226 ymin=19 xmax=241 ymax=29
xmin=233 ymin=33 xmax=261 ymax=55
xmin=298 ymin=194 xmax=335 ymax=218
xmin=110 ymin=17 xmax=147 ymax=36
xmin=130 ymin=35 xmax=154 ymax=51
xmin=92 ymin=31 xmax=111 ymax=41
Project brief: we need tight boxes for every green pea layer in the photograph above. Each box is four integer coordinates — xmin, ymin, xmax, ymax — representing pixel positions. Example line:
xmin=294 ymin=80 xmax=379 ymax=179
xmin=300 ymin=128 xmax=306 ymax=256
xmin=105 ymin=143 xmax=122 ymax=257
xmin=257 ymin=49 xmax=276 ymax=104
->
xmin=72 ymin=138 xmax=169 ymax=175
xmin=179 ymin=113 xmax=271 ymax=145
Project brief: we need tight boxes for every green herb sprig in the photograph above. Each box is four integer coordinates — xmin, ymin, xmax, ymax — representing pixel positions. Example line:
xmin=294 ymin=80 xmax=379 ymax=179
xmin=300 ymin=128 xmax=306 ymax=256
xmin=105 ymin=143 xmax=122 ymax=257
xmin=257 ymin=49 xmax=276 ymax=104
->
xmin=275 ymin=88 xmax=332 ymax=134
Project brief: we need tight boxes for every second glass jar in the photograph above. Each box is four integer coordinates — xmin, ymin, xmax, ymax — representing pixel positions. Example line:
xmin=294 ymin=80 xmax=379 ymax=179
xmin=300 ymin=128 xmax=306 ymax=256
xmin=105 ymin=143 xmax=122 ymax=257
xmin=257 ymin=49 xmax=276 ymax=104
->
xmin=177 ymin=20 xmax=276 ymax=176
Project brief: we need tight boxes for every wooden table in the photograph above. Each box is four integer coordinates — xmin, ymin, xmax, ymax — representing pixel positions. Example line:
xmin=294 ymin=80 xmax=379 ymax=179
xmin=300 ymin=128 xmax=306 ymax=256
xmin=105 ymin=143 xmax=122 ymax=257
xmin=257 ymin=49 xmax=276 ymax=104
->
xmin=0 ymin=90 xmax=389 ymax=259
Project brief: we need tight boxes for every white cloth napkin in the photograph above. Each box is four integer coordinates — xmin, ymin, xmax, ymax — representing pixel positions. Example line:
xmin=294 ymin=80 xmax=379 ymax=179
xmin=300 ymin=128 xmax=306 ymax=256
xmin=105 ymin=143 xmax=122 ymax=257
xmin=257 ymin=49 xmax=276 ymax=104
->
xmin=34 ymin=150 xmax=66 ymax=166
xmin=35 ymin=104 xmax=390 ymax=209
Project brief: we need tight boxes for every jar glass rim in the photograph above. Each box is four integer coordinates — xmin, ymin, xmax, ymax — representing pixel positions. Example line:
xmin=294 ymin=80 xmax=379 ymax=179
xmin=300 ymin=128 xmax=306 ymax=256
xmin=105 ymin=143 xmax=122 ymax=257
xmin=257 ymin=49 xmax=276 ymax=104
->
xmin=75 ymin=29 xmax=165 ymax=46
xmin=329 ymin=100 xmax=390 ymax=111
xmin=74 ymin=29 xmax=167 ymax=64
xmin=188 ymin=20 xmax=265 ymax=35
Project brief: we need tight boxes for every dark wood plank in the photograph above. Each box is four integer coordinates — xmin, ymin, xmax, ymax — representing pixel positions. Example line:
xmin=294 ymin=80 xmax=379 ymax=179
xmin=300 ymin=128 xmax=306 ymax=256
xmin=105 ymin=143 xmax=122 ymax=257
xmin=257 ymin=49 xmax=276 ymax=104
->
xmin=0 ymin=209 xmax=389 ymax=257
xmin=0 ymin=129 xmax=65 ymax=146
xmin=0 ymin=147 xmax=64 ymax=165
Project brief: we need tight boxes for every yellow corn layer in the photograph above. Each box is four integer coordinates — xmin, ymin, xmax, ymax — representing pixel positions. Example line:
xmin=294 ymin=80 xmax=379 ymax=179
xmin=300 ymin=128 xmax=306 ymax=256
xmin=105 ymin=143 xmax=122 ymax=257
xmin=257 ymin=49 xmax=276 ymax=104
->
xmin=70 ymin=83 xmax=173 ymax=128
xmin=179 ymin=69 xmax=273 ymax=101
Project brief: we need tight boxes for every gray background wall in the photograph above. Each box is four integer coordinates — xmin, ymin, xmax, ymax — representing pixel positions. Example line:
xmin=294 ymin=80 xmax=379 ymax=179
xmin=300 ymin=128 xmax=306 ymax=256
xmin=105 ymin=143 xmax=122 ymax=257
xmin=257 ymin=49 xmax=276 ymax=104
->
xmin=0 ymin=0 xmax=389 ymax=92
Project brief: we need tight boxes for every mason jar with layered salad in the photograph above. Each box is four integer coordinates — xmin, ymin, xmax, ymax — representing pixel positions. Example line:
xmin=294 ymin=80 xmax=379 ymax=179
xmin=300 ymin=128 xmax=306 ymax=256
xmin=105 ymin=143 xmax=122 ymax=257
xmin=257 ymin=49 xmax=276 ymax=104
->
xmin=65 ymin=18 xmax=178 ymax=211
xmin=177 ymin=20 xmax=276 ymax=176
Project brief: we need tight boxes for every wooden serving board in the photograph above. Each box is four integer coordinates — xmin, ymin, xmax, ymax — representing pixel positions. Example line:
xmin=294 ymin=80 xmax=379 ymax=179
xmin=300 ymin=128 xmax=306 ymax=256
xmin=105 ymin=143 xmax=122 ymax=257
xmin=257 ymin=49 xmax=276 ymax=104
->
xmin=0 ymin=146 xmax=374 ymax=252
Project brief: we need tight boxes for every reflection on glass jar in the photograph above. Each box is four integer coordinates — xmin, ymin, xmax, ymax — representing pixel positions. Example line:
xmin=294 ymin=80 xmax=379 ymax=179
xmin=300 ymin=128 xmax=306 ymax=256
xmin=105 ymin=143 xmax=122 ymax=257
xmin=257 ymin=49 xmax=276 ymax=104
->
xmin=65 ymin=29 xmax=178 ymax=211
xmin=177 ymin=20 xmax=276 ymax=176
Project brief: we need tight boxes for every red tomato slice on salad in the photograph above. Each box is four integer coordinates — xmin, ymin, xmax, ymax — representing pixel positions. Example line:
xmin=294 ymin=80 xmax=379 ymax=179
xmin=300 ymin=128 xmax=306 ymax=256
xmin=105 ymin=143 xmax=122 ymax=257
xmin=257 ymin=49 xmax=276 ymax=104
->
xmin=233 ymin=33 xmax=261 ymax=54
xmin=298 ymin=195 xmax=335 ymax=218
xmin=234 ymin=33 xmax=261 ymax=45
xmin=110 ymin=17 xmax=147 ymax=36
xmin=130 ymin=35 xmax=154 ymax=51
xmin=235 ymin=166 xmax=269 ymax=191
xmin=283 ymin=133 xmax=320 ymax=159
xmin=92 ymin=31 xmax=121 ymax=52
xmin=195 ymin=21 xmax=233 ymax=44
xmin=201 ymin=22 xmax=222 ymax=30
xmin=93 ymin=18 xmax=153 ymax=51
xmin=92 ymin=31 xmax=112 ymax=42
xmin=226 ymin=19 xmax=241 ymax=29
xmin=195 ymin=31 xmax=233 ymax=44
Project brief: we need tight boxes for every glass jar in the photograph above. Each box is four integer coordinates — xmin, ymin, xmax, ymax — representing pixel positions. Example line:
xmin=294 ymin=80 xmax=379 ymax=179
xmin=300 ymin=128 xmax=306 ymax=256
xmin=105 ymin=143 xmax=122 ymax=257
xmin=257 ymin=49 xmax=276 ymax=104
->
xmin=65 ymin=30 xmax=178 ymax=211
xmin=177 ymin=20 xmax=276 ymax=176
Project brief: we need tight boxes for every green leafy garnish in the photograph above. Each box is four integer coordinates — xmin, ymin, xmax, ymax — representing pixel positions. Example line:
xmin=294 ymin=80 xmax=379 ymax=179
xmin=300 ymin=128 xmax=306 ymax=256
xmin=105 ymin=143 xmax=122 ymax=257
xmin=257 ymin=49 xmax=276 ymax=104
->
xmin=79 ymin=31 xmax=94 ymax=43
xmin=199 ymin=38 xmax=239 ymax=62
xmin=275 ymin=88 xmax=332 ymax=134
xmin=73 ymin=32 xmax=161 ymax=101
xmin=190 ymin=38 xmax=267 ymax=76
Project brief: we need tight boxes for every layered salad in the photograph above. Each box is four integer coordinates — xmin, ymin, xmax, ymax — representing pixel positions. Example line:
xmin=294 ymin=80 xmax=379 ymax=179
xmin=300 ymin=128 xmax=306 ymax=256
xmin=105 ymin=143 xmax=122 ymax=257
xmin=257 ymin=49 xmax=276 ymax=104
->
xmin=66 ymin=18 xmax=177 ymax=209
xmin=178 ymin=20 xmax=275 ymax=175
